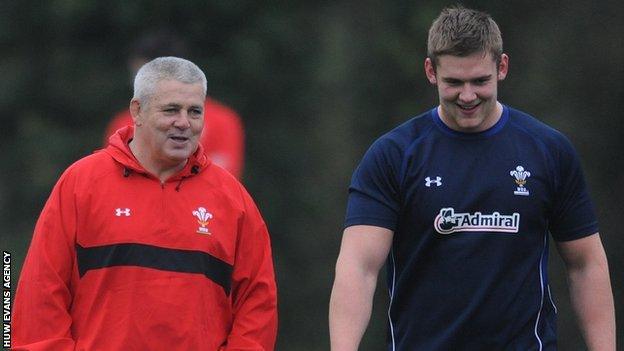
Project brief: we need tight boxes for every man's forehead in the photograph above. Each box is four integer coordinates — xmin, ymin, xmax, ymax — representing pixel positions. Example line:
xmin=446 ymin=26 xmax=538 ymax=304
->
xmin=155 ymin=79 xmax=204 ymax=92
xmin=437 ymin=50 xmax=495 ymax=61
xmin=436 ymin=53 xmax=497 ymax=76
xmin=152 ymin=80 xmax=205 ymax=103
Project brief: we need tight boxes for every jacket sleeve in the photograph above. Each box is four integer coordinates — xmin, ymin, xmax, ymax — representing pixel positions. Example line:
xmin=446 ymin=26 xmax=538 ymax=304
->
xmin=221 ymin=189 xmax=277 ymax=350
xmin=13 ymin=170 xmax=78 ymax=350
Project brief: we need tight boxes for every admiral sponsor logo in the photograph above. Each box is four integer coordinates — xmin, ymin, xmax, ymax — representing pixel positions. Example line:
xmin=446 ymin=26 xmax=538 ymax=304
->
xmin=3 ymin=251 xmax=11 ymax=348
xmin=434 ymin=208 xmax=520 ymax=235
xmin=192 ymin=207 xmax=213 ymax=234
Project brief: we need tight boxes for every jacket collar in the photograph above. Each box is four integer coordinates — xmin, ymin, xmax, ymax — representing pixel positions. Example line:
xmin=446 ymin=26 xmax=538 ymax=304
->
xmin=103 ymin=125 xmax=210 ymax=181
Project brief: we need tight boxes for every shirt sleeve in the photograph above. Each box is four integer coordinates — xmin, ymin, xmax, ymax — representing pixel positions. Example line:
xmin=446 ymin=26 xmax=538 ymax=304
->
xmin=221 ymin=187 xmax=277 ymax=350
xmin=13 ymin=170 xmax=78 ymax=350
xmin=548 ymin=135 xmax=599 ymax=241
xmin=345 ymin=137 xmax=403 ymax=231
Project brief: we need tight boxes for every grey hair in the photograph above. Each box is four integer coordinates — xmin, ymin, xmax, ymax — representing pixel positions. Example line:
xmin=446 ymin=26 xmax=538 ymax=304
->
xmin=133 ymin=56 xmax=207 ymax=105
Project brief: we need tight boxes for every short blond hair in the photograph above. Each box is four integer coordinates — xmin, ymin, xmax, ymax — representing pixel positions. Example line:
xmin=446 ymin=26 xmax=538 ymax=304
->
xmin=427 ymin=6 xmax=503 ymax=67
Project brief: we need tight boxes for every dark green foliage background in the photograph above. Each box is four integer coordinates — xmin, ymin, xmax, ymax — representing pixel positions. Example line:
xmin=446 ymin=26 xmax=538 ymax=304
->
xmin=1 ymin=1 xmax=622 ymax=349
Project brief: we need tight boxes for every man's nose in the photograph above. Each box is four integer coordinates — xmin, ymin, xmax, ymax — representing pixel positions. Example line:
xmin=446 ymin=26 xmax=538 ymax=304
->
xmin=458 ymin=86 xmax=477 ymax=103
xmin=172 ymin=111 xmax=191 ymax=129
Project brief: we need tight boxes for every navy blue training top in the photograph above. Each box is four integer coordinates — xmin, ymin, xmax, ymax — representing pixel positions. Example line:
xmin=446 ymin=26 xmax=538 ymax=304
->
xmin=345 ymin=105 xmax=598 ymax=351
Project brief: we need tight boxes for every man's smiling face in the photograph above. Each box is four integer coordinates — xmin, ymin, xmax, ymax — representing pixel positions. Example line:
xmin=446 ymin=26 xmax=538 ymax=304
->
xmin=425 ymin=52 xmax=508 ymax=132
xmin=133 ymin=79 xmax=205 ymax=169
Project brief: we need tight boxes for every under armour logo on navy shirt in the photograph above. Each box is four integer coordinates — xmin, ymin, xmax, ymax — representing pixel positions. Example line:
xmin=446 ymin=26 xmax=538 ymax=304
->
xmin=425 ymin=176 xmax=442 ymax=187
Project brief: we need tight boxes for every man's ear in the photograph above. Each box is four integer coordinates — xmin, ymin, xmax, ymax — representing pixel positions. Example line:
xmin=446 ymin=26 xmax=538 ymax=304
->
xmin=424 ymin=58 xmax=437 ymax=84
xmin=498 ymin=53 xmax=509 ymax=81
xmin=130 ymin=99 xmax=142 ymax=126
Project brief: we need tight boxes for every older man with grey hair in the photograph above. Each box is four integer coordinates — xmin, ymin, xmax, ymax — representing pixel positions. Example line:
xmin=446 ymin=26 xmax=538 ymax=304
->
xmin=14 ymin=57 xmax=278 ymax=351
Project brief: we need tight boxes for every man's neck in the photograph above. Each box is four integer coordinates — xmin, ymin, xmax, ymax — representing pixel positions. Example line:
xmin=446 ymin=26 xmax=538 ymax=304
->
xmin=128 ymin=139 xmax=187 ymax=183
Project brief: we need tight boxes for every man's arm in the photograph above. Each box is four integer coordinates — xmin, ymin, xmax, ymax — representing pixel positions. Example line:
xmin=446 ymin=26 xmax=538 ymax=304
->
xmin=556 ymin=233 xmax=616 ymax=351
xmin=329 ymin=225 xmax=393 ymax=351
xmin=221 ymin=190 xmax=277 ymax=351
xmin=13 ymin=173 xmax=77 ymax=350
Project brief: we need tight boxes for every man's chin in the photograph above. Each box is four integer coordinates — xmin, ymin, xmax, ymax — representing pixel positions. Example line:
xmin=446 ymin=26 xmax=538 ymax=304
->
xmin=164 ymin=149 xmax=193 ymax=163
xmin=453 ymin=117 xmax=488 ymax=132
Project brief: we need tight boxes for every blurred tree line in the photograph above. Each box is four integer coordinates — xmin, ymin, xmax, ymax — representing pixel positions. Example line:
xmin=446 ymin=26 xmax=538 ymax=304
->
xmin=1 ymin=0 xmax=621 ymax=349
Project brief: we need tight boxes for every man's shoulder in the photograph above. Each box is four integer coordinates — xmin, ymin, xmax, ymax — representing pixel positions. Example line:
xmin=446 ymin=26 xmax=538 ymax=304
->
xmin=63 ymin=150 xmax=118 ymax=180
xmin=199 ymin=161 xmax=239 ymax=183
xmin=506 ymin=106 xmax=572 ymax=147
xmin=373 ymin=109 xmax=435 ymax=151
xmin=44 ymin=151 xmax=118 ymax=195
xmin=196 ymin=162 xmax=245 ymax=192
xmin=507 ymin=107 xmax=564 ymax=136
xmin=354 ymin=109 xmax=436 ymax=173
xmin=195 ymin=163 xmax=258 ymax=210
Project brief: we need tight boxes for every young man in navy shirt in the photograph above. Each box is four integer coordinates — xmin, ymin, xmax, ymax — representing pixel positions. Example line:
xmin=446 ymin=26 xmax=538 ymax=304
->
xmin=329 ymin=6 xmax=615 ymax=350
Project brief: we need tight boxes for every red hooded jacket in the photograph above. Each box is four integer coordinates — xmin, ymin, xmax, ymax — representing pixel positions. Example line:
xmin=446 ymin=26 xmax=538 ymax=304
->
xmin=13 ymin=126 xmax=277 ymax=350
